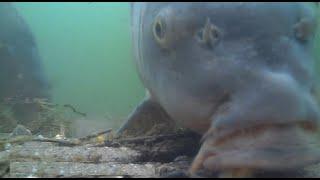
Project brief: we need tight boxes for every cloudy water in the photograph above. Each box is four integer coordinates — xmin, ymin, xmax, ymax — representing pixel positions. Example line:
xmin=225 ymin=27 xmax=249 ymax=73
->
xmin=10 ymin=2 xmax=144 ymax=136
xmin=1 ymin=3 xmax=320 ymax=178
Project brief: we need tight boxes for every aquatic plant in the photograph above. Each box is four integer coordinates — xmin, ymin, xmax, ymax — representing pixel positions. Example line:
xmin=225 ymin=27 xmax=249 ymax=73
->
xmin=0 ymin=97 xmax=85 ymax=138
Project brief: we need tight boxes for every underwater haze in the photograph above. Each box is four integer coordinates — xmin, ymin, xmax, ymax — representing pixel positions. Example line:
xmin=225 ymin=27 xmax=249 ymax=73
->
xmin=2 ymin=2 xmax=320 ymax=178
xmin=3 ymin=2 xmax=320 ymax=137
xmin=13 ymin=2 xmax=145 ymax=134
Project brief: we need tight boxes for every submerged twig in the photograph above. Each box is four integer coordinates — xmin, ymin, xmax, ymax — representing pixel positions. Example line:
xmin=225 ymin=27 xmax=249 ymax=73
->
xmin=0 ymin=136 xmax=81 ymax=147
xmin=56 ymin=175 xmax=131 ymax=178
xmin=31 ymin=137 xmax=81 ymax=147
xmin=115 ymin=132 xmax=194 ymax=144
xmin=2 ymin=135 xmax=33 ymax=144
xmin=63 ymin=104 xmax=87 ymax=117
xmin=79 ymin=129 xmax=112 ymax=141
xmin=0 ymin=129 xmax=114 ymax=148
xmin=3 ymin=97 xmax=87 ymax=117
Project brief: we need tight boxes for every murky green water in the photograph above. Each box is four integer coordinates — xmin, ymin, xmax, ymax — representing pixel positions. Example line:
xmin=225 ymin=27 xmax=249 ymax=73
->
xmin=314 ymin=5 xmax=320 ymax=75
xmin=1 ymin=2 xmax=319 ymax=136
xmin=13 ymin=2 xmax=145 ymax=129
xmin=1 ymin=2 xmax=320 ymax=178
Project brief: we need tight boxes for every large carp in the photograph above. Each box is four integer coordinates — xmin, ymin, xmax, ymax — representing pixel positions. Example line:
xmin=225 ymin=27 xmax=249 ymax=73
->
xmin=119 ymin=2 xmax=320 ymax=177
xmin=0 ymin=3 xmax=50 ymax=132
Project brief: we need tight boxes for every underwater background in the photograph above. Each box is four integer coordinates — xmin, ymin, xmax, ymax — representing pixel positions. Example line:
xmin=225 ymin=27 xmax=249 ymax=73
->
xmin=8 ymin=2 xmax=320 ymax=136
xmin=13 ymin=2 xmax=145 ymax=135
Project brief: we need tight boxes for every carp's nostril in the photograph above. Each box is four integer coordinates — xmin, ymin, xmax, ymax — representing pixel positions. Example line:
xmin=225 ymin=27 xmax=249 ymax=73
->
xmin=210 ymin=28 xmax=220 ymax=39
xmin=196 ymin=30 xmax=204 ymax=40
xmin=196 ymin=18 xmax=220 ymax=49
xmin=293 ymin=17 xmax=316 ymax=42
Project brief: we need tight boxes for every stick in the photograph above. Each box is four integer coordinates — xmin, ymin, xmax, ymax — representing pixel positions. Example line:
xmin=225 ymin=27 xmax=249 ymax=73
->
xmin=115 ymin=132 xmax=193 ymax=144
xmin=63 ymin=104 xmax=87 ymax=117
xmin=79 ymin=129 xmax=113 ymax=141
xmin=31 ymin=137 xmax=81 ymax=147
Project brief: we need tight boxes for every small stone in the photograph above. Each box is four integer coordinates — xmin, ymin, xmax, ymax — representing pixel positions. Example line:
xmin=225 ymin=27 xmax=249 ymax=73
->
xmin=37 ymin=135 xmax=44 ymax=139
xmin=174 ymin=155 xmax=190 ymax=162
xmin=4 ymin=143 xmax=11 ymax=151
xmin=54 ymin=134 xmax=64 ymax=140
xmin=161 ymin=171 xmax=188 ymax=178
xmin=157 ymin=165 xmax=177 ymax=176
xmin=9 ymin=125 xmax=32 ymax=138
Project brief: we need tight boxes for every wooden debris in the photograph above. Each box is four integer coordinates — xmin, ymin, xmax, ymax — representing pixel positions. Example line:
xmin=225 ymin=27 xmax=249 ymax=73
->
xmin=2 ymin=128 xmax=320 ymax=178
xmin=31 ymin=137 xmax=81 ymax=147
xmin=9 ymin=160 xmax=193 ymax=178
xmin=63 ymin=104 xmax=87 ymax=117
xmin=9 ymin=142 xmax=142 ymax=163
xmin=78 ymin=129 xmax=112 ymax=141
xmin=0 ymin=151 xmax=9 ymax=177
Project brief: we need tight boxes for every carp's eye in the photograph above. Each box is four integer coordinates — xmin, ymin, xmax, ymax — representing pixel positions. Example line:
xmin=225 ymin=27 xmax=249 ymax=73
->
xmin=196 ymin=18 xmax=220 ymax=49
xmin=153 ymin=16 xmax=167 ymax=45
xmin=294 ymin=17 xmax=317 ymax=42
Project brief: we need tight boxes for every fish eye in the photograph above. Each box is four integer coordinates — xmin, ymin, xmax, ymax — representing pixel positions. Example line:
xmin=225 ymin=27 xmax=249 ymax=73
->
xmin=153 ymin=17 xmax=166 ymax=44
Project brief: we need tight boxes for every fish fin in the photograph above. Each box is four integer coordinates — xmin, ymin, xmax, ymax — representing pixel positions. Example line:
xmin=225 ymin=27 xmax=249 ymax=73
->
xmin=116 ymin=97 xmax=176 ymax=138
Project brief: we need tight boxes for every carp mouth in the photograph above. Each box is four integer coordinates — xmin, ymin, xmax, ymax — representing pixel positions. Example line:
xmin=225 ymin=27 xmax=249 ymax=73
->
xmin=189 ymin=122 xmax=320 ymax=177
